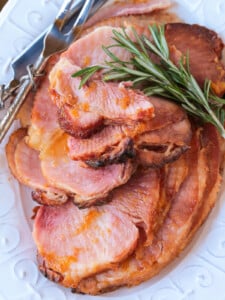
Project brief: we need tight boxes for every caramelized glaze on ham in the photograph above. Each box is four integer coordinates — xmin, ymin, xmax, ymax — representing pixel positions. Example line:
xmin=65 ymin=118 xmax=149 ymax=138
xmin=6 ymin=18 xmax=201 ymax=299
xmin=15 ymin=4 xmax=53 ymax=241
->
xmin=165 ymin=23 xmax=225 ymax=96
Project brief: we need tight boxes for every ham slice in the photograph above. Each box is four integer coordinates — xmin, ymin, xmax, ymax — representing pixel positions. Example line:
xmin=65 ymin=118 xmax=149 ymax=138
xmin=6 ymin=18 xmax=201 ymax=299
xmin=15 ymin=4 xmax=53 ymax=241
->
xmin=85 ymin=0 xmax=171 ymax=28
xmin=6 ymin=129 xmax=68 ymax=206
xmin=7 ymin=128 xmax=134 ymax=207
xmin=67 ymin=125 xmax=135 ymax=166
xmin=67 ymin=96 xmax=191 ymax=168
xmin=40 ymin=134 xmax=135 ymax=207
xmin=33 ymin=201 xmax=139 ymax=287
xmin=50 ymin=56 xmax=154 ymax=138
xmin=49 ymin=27 xmax=154 ymax=137
xmin=165 ymin=23 xmax=225 ymax=96
xmin=61 ymin=26 xmax=132 ymax=68
xmin=74 ymin=124 xmax=222 ymax=294
xmin=5 ymin=128 xmax=27 ymax=179
xmin=136 ymin=118 xmax=191 ymax=167
xmin=27 ymin=55 xmax=62 ymax=152
xmin=109 ymin=168 xmax=161 ymax=244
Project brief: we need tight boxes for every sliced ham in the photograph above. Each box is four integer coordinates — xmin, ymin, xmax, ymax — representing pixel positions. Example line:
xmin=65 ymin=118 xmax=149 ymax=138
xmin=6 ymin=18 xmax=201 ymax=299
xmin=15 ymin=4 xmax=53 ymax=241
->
xmin=74 ymin=124 xmax=222 ymax=294
xmin=58 ymin=104 xmax=104 ymax=138
xmin=27 ymin=55 xmax=62 ymax=152
xmin=109 ymin=168 xmax=161 ymax=244
xmin=36 ymin=123 xmax=223 ymax=294
xmin=50 ymin=56 xmax=154 ymax=137
xmin=6 ymin=129 xmax=68 ymax=206
xmin=49 ymin=27 xmax=154 ymax=138
xmin=67 ymin=96 xmax=191 ymax=168
xmin=85 ymin=0 xmax=171 ymax=28
xmin=40 ymin=134 xmax=135 ymax=207
xmin=165 ymin=23 xmax=225 ymax=96
xmin=5 ymin=128 xmax=27 ymax=179
xmin=33 ymin=201 xmax=139 ymax=287
xmin=7 ymin=9 xmax=225 ymax=296
xmin=61 ymin=26 xmax=132 ymax=68
xmin=136 ymin=118 xmax=192 ymax=167
xmin=34 ymin=167 xmax=161 ymax=287
xmin=67 ymin=125 xmax=135 ymax=166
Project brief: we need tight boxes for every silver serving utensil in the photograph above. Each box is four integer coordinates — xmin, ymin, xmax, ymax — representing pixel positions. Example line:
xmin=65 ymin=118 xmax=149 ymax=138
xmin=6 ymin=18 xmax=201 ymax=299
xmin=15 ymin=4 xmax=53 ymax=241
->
xmin=9 ymin=0 xmax=107 ymax=81
xmin=9 ymin=0 xmax=84 ymax=81
xmin=0 ymin=0 xmax=107 ymax=142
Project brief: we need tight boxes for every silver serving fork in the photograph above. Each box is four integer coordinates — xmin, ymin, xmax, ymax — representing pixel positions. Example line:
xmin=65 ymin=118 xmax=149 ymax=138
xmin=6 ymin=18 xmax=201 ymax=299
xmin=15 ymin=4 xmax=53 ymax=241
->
xmin=0 ymin=0 xmax=107 ymax=142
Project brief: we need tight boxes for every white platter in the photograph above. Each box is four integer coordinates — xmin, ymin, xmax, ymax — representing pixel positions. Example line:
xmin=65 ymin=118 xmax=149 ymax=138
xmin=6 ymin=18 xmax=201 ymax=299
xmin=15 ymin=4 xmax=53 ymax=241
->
xmin=1 ymin=1 xmax=225 ymax=299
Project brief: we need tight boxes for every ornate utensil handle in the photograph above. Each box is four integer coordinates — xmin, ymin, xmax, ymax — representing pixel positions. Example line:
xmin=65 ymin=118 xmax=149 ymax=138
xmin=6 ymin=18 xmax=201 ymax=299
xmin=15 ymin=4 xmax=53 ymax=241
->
xmin=0 ymin=56 xmax=46 ymax=142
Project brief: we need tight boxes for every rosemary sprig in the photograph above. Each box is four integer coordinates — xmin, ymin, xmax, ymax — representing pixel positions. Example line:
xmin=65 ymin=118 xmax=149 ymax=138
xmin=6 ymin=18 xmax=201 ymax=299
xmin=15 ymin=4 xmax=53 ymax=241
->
xmin=72 ymin=25 xmax=225 ymax=137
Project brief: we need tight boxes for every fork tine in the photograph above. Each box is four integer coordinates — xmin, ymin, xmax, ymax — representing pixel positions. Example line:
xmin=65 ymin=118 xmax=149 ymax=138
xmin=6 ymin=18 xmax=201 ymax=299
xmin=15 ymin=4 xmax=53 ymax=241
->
xmin=57 ymin=0 xmax=84 ymax=31
xmin=70 ymin=0 xmax=95 ymax=32
xmin=56 ymin=0 xmax=77 ymax=20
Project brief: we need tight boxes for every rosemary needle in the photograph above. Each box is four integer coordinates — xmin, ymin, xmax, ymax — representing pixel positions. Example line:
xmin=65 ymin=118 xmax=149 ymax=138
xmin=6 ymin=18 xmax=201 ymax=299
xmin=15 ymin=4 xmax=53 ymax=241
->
xmin=72 ymin=25 xmax=225 ymax=138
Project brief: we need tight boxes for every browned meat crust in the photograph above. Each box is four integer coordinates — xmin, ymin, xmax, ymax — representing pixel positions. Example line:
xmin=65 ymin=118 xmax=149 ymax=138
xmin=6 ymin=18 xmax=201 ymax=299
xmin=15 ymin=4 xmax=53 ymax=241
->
xmin=85 ymin=137 xmax=135 ymax=168
xmin=165 ymin=23 xmax=225 ymax=96
xmin=32 ymin=190 xmax=68 ymax=206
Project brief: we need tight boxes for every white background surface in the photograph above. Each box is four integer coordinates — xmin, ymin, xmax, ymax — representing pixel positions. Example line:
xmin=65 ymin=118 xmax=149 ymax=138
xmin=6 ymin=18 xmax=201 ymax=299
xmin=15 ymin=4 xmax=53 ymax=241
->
xmin=1 ymin=1 xmax=225 ymax=299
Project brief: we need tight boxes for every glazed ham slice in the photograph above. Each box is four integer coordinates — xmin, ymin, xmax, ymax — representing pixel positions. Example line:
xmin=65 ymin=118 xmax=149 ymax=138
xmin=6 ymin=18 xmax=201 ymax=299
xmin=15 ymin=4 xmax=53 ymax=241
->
xmin=85 ymin=0 xmax=171 ymax=28
xmin=49 ymin=27 xmax=154 ymax=138
xmin=7 ymin=128 xmax=134 ymax=207
xmin=50 ymin=56 xmax=154 ymax=138
xmin=33 ymin=201 xmax=139 ymax=287
xmin=5 ymin=129 xmax=68 ymax=206
xmin=67 ymin=125 xmax=135 ymax=166
xmin=165 ymin=23 xmax=225 ymax=96
xmin=109 ymin=168 xmax=161 ymax=244
xmin=40 ymin=134 xmax=135 ymax=207
xmin=136 ymin=118 xmax=191 ymax=167
xmin=67 ymin=96 xmax=191 ymax=168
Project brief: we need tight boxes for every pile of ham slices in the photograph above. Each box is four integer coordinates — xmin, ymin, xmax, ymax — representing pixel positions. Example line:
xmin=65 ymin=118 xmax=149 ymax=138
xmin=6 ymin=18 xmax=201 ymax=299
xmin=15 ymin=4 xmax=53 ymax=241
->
xmin=5 ymin=0 xmax=225 ymax=295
